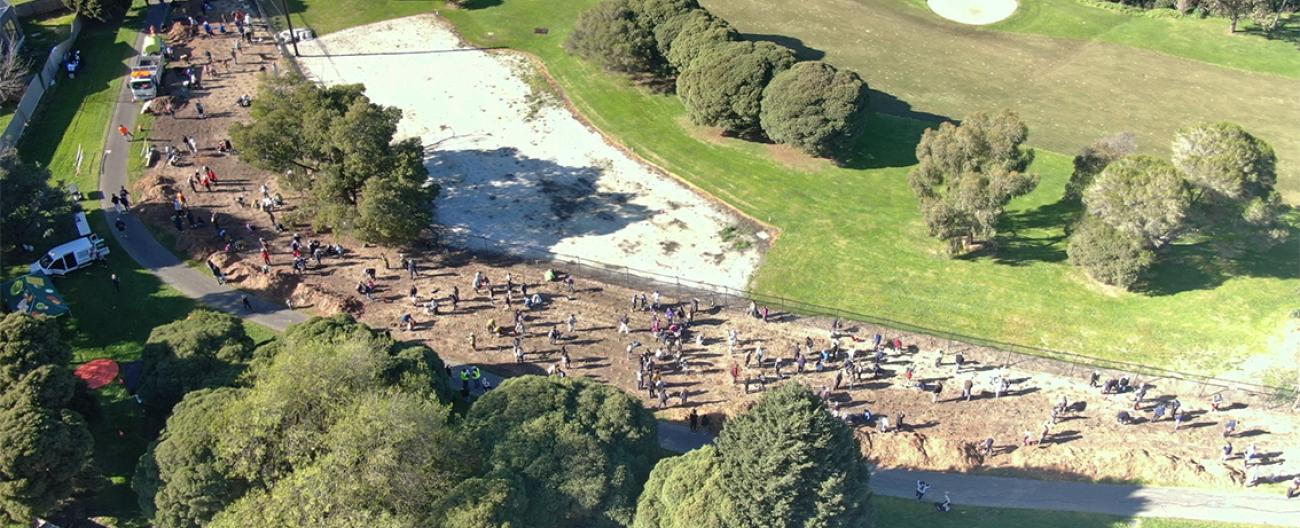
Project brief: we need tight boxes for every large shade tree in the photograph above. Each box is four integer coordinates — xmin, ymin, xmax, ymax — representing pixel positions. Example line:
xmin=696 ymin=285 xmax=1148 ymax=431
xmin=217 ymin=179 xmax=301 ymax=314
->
xmin=907 ymin=110 xmax=1039 ymax=254
xmin=230 ymin=75 xmax=436 ymax=245
xmin=0 ymin=315 xmax=90 ymax=525
xmin=677 ymin=41 xmax=796 ymax=137
xmin=1082 ymin=155 xmax=1191 ymax=249
xmin=461 ymin=376 xmax=659 ymax=528
xmin=759 ymin=61 xmax=870 ymax=157
xmin=1064 ymin=132 xmax=1137 ymax=204
xmin=565 ymin=0 xmax=660 ymax=74
xmin=137 ymin=310 xmax=254 ymax=410
xmin=1171 ymin=121 xmax=1287 ymax=244
xmin=0 ymin=151 xmax=75 ymax=253
xmin=663 ymin=12 xmax=738 ymax=72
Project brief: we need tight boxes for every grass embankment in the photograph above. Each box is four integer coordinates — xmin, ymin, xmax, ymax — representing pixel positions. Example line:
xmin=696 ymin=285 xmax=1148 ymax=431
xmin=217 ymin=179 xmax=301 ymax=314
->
xmin=979 ymin=0 xmax=1299 ymax=78
xmin=6 ymin=3 xmax=275 ymax=523
xmin=873 ymin=495 xmax=1272 ymax=528
xmin=426 ymin=0 xmax=1297 ymax=374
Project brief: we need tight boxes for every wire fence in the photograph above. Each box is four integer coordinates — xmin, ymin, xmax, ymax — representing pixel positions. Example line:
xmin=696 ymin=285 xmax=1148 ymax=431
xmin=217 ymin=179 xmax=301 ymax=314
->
xmin=446 ymin=230 xmax=1293 ymax=407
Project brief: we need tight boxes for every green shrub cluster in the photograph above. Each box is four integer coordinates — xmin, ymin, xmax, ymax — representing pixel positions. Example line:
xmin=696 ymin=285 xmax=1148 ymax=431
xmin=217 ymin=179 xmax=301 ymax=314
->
xmin=566 ymin=0 xmax=870 ymax=157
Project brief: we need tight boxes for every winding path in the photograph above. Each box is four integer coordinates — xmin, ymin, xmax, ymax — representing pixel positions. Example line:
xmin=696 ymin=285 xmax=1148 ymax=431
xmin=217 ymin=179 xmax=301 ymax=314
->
xmin=94 ymin=25 xmax=1300 ymax=528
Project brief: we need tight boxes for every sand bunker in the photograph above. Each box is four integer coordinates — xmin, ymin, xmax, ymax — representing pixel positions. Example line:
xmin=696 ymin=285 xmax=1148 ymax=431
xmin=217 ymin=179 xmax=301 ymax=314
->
xmin=927 ymin=0 xmax=1018 ymax=25
xmin=295 ymin=16 xmax=761 ymax=290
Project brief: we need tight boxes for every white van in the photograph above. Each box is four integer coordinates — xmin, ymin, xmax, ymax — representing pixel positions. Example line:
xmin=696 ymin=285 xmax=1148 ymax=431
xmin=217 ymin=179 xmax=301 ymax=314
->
xmin=31 ymin=212 xmax=109 ymax=277
xmin=30 ymin=235 xmax=110 ymax=277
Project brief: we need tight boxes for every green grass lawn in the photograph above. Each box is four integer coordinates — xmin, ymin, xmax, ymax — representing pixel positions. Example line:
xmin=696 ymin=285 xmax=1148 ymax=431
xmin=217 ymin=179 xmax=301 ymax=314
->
xmin=261 ymin=0 xmax=439 ymax=37
xmin=873 ymin=495 xmax=1271 ymax=528
xmin=703 ymin=0 xmax=1300 ymax=203
xmin=420 ymin=1 xmax=1299 ymax=374
xmin=971 ymin=0 xmax=1300 ymax=78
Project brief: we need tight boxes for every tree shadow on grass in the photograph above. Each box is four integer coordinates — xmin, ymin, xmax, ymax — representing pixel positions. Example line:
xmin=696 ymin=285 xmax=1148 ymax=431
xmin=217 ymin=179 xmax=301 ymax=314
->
xmin=977 ymin=199 xmax=1081 ymax=266
xmin=835 ymin=113 xmax=933 ymax=170
xmin=1140 ymin=230 xmax=1300 ymax=296
xmin=741 ymin=33 xmax=825 ymax=60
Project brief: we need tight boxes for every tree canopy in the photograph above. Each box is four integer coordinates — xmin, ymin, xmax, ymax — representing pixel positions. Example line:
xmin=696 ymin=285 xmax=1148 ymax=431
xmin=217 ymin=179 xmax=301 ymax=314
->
xmin=632 ymin=446 xmax=730 ymax=528
xmin=635 ymin=383 xmax=870 ymax=528
xmin=0 ymin=314 xmax=90 ymax=525
xmin=759 ymin=61 xmax=870 ymax=157
xmin=1064 ymin=132 xmax=1136 ymax=204
xmin=0 ymin=151 xmax=75 ymax=253
xmin=632 ymin=0 xmax=701 ymax=28
xmin=133 ymin=388 xmax=247 ymax=528
xmin=1067 ymin=214 xmax=1157 ymax=289
xmin=908 ymin=110 xmax=1039 ymax=254
xmin=229 ymin=75 xmax=436 ymax=246
xmin=1082 ymin=155 xmax=1190 ymax=249
xmin=137 ymin=310 xmax=254 ymax=410
xmin=463 ymin=376 xmax=660 ymax=528
xmin=662 ymin=12 xmax=738 ymax=72
xmin=1171 ymin=121 xmax=1287 ymax=243
xmin=0 ymin=313 xmax=72 ymax=387
xmin=565 ymin=0 xmax=660 ymax=74
xmin=677 ymin=41 xmax=796 ymax=137
xmin=136 ymin=316 xmax=456 ymax=528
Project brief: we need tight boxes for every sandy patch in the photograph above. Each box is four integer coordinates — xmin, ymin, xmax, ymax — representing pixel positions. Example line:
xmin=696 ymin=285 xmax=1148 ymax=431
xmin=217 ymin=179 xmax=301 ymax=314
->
xmin=294 ymin=16 xmax=761 ymax=290
xmin=927 ymin=0 xmax=1018 ymax=25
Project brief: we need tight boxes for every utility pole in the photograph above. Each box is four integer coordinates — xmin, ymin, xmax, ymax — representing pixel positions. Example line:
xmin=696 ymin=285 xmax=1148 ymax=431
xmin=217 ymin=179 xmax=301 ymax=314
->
xmin=278 ymin=0 xmax=300 ymax=57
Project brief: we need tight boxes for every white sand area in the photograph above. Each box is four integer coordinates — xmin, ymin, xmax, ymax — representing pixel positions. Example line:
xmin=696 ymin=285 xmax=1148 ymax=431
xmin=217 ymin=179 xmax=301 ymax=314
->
xmin=927 ymin=0 xmax=1018 ymax=25
xmin=295 ymin=16 xmax=762 ymax=290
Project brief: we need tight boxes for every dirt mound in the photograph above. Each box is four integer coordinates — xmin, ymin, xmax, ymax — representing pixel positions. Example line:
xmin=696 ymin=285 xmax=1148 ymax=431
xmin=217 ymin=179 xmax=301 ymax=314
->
xmin=860 ymin=431 xmax=983 ymax=471
xmin=289 ymin=282 xmax=362 ymax=316
xmin=165 ymin=21 xmax=190 ymax=44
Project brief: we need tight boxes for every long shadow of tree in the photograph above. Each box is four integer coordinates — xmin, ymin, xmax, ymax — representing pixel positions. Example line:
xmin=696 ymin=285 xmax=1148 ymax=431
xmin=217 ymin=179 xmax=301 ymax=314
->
xmin=981 ymin=199 xmax=1082 ymax=266
xmin=1141 ymin=228 xmax=1300 ymax=295
xmin=426 ymin=147 xmax=654 ymax=252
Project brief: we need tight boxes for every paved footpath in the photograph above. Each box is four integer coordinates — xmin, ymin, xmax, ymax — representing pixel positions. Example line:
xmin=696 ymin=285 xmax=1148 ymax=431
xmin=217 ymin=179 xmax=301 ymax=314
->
xmin=95 ymin=30 xmax=1300 ymax=528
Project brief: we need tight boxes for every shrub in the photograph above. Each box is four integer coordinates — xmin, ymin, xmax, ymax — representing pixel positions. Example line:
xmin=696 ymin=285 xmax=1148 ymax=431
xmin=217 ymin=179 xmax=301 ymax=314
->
xmin=663 ymin=12 xmax=738 ymax=71
xmin=565 ymin=0 xmax=660 ymax=74
xmin=677 ymin=41 xmax=796 ymax=136
xmin=1067 ymin=214 xmax=1156 ymax=289
xmin=760 ymin=61 xmax=870 ymax=157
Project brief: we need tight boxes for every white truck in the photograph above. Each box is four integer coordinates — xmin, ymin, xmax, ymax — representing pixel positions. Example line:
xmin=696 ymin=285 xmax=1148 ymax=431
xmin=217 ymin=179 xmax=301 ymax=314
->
xmin=29 ymin=212 xmax=110 ymax=277
xmin=128 ymin=35 xmax=167 ymax=100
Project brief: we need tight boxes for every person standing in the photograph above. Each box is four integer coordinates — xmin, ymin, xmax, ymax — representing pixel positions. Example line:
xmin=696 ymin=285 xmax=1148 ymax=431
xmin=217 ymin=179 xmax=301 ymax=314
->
xmin=110 ymin=273 xmax=120 ymax=292
xmin=241 ymin=295 xmax=253 ymax=312
xmin=962 ymin=379 xmax=974 ymax=402
xmin=688 ymin=409 xmax=699 ymax=432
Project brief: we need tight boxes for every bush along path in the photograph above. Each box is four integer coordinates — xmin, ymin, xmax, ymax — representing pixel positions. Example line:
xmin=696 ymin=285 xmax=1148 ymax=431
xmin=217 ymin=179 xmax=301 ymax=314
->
xmin=93 ymin=12 xmax=1298 ymax=528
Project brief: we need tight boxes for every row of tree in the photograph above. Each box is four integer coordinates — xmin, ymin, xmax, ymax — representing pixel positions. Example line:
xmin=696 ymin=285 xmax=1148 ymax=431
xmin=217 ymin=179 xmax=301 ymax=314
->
xmin=566 ymin=0 xmax=872 ymax=157
xmin=230 ymin=74 xmax=439 ymax=246
xmin=1101 ymin=0 xmax=1294 ymax=33
xmin=0 ymin=314 xmax=94 ymax=524
xmin=133 ymin=315 xmax=871 ymax=528
xmin=1066 ymin=122 xmax=1286 ymax=289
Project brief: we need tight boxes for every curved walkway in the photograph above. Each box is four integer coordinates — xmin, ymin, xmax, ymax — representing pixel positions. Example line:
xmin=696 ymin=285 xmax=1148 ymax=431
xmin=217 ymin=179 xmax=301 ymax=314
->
xmin=96 ymin=31 xmax=1300 ymax=528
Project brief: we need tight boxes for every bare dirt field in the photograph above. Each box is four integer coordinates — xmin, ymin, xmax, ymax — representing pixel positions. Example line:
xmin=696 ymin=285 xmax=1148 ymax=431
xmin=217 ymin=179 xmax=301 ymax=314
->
xmin=293 ymin=15 xmax=763 ymax=291
xmin=132 ymin=9 xmax=1299 ymax=493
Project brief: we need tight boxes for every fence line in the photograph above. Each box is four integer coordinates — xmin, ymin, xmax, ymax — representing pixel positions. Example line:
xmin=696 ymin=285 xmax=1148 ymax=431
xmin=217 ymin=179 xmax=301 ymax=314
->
xmin=0 ymin=15 xmax=83 ymax=149
xmin=444 ymin=230 xmax=1288 ymax=403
